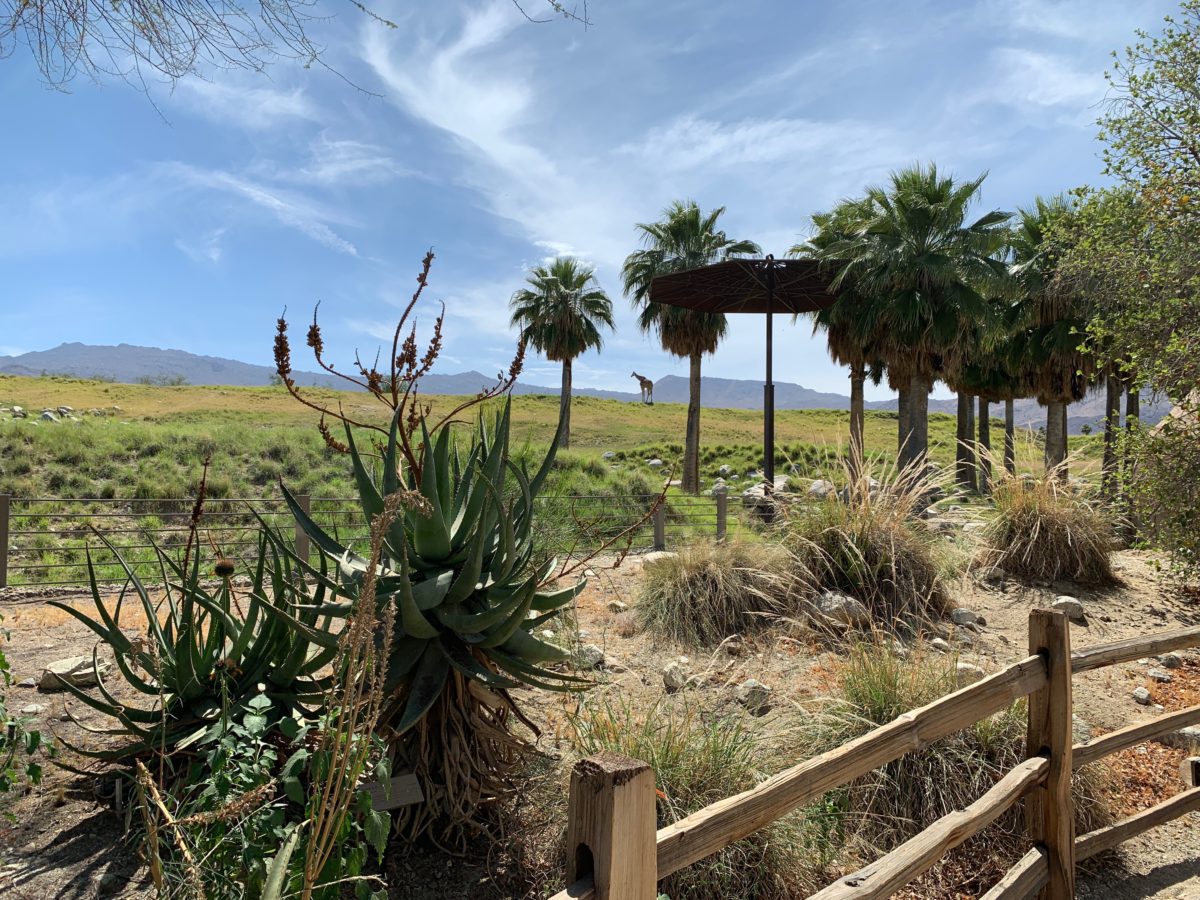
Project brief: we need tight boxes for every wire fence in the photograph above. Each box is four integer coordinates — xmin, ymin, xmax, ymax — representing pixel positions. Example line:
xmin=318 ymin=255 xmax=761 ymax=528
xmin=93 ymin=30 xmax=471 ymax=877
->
xmin=0 ymin=491 xmax=741 ymax=589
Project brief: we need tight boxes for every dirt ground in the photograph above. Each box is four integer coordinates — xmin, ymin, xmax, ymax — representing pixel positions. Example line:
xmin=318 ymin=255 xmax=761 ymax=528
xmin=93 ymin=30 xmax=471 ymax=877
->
xmin=2 ymin=545 xmax=1200 ymax=899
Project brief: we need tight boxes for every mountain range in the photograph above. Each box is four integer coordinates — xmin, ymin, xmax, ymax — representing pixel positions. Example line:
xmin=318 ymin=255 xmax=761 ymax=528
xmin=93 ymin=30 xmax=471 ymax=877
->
xmin=0 ymin=343 xmax=1172 ymax=434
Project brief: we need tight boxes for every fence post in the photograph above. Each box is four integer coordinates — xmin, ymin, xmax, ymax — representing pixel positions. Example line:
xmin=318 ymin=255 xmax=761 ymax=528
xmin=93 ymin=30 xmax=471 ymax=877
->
xmin=565 ymin=752 xmax=657 ymax=900
xmin=0 ymin=494 xmax=9 ymax=589
xmin=652 ymin=503 xmax=666 ymax=551
xmin=1026 ymin=609 xmax=1074 ymax=899
xmin=715 ymin=490 xmax=727 ymax=542
xmin=294 ymin=494 xmax=311 ymax=564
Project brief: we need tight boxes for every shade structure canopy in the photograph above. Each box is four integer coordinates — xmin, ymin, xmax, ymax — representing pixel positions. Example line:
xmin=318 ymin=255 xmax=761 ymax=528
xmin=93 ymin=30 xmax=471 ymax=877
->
xmin=648 ymin=255 xmax=839 ymax=494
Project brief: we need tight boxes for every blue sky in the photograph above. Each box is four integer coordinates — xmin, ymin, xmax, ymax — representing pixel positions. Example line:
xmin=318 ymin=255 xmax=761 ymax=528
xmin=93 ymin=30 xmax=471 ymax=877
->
xmin=0 ymin=0 xmax=1174 ymax=399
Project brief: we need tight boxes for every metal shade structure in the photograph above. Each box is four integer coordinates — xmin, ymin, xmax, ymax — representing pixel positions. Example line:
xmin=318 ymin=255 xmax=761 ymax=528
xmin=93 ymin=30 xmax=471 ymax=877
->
xmin=648 ymin=255 xmax=838 ymax=490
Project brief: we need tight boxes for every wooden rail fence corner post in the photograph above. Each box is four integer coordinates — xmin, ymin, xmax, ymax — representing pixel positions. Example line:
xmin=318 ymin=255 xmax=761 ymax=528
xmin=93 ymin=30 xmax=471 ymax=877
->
xmin=1026 ymin=609 xmax=1074 ymax=899
xmin=565 ymin=752 xmax=657 ymax=900
xmin=294 ymin=494 xmax=311 ymax=564
xmin=0 ymin=493 xmax=9 ymax=589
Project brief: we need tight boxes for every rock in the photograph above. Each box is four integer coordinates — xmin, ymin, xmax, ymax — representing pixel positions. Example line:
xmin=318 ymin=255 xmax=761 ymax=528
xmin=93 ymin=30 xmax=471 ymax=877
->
xmin=11 ymin=405 xmax=24 ymax=417
xmin=815 ymin=591 xmax=871 ymax=628
xmin=956 ymin=662 xmax=986 ymax=684
xmin=735 ymin=679 xmax=772 ymax=714
xmin=576 ymin=644 xmax=606 ymax=669
xmin=890 ymin=640 xmax=911 ymax=660
xmin=1133 ymin=686 xmax=1153 ymax=705
xmin=16 ymin=677 xmax=35 ymax=688
xmin=662 ymin=661 xmax=689 ymax=693
xmin=38 ymin=411 xmax=58 ymax=422
xmin=950 ymin=608 xmax=979 ymax=626
xmin=981 ymin=567 xmax=1007 ymax=585
xmin=808 ymin=479 xmax=836 ymax=500
xmin=1160 ymin=652 xmax=1184 ymax=669
xmin=718 ymin=464 xmax=733 ymax=477
xmin=55 ymin=406 xmax=73 ymax=416
xmin=646 ymin=458 xmax=664 ymax=468
xmin=541 ymin=630 xmax=556 ymax=640
xmin=39 ymin=656 xmax=110 ymax=690
xmin=19 ymin=703 xmax=45 ymax=715
xmin=640 ymin=551 xmax=677 ymax=565
xmin=601 ymin=451 xmax=616 ymax=460
xmin=710 ymin=481 xmax=728 ymax=497
xmin=962 ymin=522 xmax=986 ymax=533
xmin=721 ymin=635 xmax=744 ymax=656
xmin=1051 ymin=596 xmax=1086 ymax=623
xmin=607 ymin=600 xmax=629 ymax=614
xmin=1072 ymin=715 xmax=1092 ymax=744
xmin=729 ymin=474 xmax=739 ymax=481
xmin=1148 ymin=668 xmax=1174 ymax=683
xmin=929 ymin=638 xmax=952 ymax=653
xmin=1159 ymin=726 xmax=1200 ymax=752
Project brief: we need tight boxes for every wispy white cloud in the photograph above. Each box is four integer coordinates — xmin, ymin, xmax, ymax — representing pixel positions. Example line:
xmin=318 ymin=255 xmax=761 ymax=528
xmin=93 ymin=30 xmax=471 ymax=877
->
xmin=175 ymin=227 xmax=227 ymax=264
xmin=171 ymin=78 xmax=320 ymax=130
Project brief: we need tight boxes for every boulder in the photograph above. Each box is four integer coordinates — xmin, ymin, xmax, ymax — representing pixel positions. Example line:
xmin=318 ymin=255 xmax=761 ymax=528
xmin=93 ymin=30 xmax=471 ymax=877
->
xmin=601 ymin=451 xmax=616 ymax=460
xmin=718 ymin=464 xmax=733 ymax=477
xmin=575 ymin=644 xmax=606 ymax=670
xmin=950 ymin=608 xmax=979 ymax=627
xmin=815 ymin=591 xmax=871 ymax=628
xmin=19 ymin=704 xmax=45 ymax=716
xmin=1148 ymin=668 xmax=1174 ymax=683
xmin=735 ymin=679 xmax=772 ymax=714
xmin=955 ymin=662 xmax=986 ymax=684
xmin=39 ymin=656 xmax=110 ymax=690
xmin=1051 ymin=596 xmax=1086 ymax=624
xmin=1160 ymin=726 xmax=1200 ymax=752
xmin=662 ymin=661 xmax=689 ymax=693
xmin=808 ymin=479 xmax=836 ymax=500
xmin=1160 ymin=652 xmax=1184 ymax=669
xmin=38 ymin=411 xmax=58 ymax=422
xmin=1133 ymin=686 xmax=1153 ymax=705
xmin=607 ymin=600 xmax=629 ymax=614
xmin=646 ymin=458 xmax=664 ymax=469
xmin=56 ymin=406 xmax=73 ymax=416
xmin=962 ymin=522 xmax=986 ymax=533
xmin=10 ymin=405 xmax=24 ymax=418
xmin=929 ymin=638 xmax=952 ymax=654
xmin=640 ymin=551 xmax=677 ymax=565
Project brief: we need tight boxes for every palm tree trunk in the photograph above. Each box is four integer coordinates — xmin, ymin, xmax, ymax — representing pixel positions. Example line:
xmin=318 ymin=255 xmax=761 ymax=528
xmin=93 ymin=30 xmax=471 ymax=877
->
xmin=978 ymin=397 xmax=992 ymax=494
xmin=897 ymin=385 xmax=912 ymax=468
xmin=559 ymin=358 xmax=572 ymax=450
xmin=907 ymin=374 xmax=930 ymax=471
xmin=956 ymin=392 xmax=977 ymax=490
xmin=684 ymin=352 xmax=702 ymax=494
xmin=1102 ymin=375 xmax=1121 ymax=497
xmin=1004 ymin=398 xmax=1016 ymax=475
xmin=849 ymin=362 xmax=865 ymax=481
xmin=1044 ymin=400 xmax=1068 ymax=477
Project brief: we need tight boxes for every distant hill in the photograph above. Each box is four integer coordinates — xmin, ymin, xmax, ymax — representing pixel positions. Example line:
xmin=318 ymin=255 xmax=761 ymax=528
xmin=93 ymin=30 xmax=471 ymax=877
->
xmin=0 ymin=343 xmax=1171 ymax=433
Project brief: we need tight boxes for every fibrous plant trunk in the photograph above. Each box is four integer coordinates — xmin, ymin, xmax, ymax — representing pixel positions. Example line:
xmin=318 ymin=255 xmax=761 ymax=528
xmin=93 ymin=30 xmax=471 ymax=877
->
xmin=559 ymin=358 xmax=572 ymax=450
xmin=1044 ymin=400 xmax=1068 ymax=478
xmin=906 ymin=373 xmax=931 ymax=471
xmin=896 ymin=384 xmax=912 ymax=468
xmin=684 ymin=351 xmax=702 ymax=494
xmin=849 ymin=361 xmax=865 ymax=481
xmin=1004 ymin=398 xmax=1016 ymax=475
xmin=956 ymin=392 xmax=977 ymax=491
xmin=1102 ymin=375 xmax=1121 ymax=497
xmin=978 ymin=397 xmax=992 ymax=494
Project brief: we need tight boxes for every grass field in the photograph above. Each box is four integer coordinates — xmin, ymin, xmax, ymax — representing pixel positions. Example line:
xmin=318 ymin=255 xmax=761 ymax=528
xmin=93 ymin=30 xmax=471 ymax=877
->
xmin=0 ymin=375 xmax=1100 ymax=586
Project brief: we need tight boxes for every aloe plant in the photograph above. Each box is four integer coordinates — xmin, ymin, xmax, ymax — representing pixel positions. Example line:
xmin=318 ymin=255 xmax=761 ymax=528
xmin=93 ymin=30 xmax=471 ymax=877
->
xmin=48 ymin=531 xmax=338 ymax=757
xmin=276 ymin=400 xmax=588 ymax=737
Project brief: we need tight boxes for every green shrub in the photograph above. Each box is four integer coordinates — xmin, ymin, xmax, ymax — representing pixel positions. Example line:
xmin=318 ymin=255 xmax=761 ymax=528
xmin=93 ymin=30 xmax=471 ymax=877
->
xmin=637 ymin=540 xmax=806 ymax=645
xmin=980 ymin=466 xmax=1117 ymax=584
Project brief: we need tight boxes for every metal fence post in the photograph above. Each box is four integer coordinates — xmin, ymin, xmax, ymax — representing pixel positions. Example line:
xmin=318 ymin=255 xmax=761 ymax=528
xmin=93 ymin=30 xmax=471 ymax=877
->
xmin=715 ymin=490 xmax=727 ymax=542
xmin=0 ymin=494 xmax=9 ymax=589
xmin=294 ymin=494 xmax=311 ymax=564
xmin=652 ymin=503 xmax=666 ymax=551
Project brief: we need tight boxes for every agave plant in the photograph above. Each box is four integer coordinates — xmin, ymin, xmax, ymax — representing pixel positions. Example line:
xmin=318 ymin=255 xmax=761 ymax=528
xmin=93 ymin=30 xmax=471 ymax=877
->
xmin=48 ymin=531 xmax=338 ymax=758
xmin=277 ymin=400 xmax=587 ymax=731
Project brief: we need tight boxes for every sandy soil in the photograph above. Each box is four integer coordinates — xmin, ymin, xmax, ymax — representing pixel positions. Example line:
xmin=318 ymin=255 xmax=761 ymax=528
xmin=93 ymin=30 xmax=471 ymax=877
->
xmin=2 ymin=546 xmax=1200 ymax=899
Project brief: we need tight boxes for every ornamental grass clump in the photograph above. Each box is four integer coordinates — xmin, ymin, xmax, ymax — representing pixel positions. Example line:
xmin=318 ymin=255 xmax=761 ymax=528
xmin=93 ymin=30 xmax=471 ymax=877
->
xmin=636 ymin=540 xmax=808 ymax=645
xmin=979 ymin=463 xmax=1118 ymax=584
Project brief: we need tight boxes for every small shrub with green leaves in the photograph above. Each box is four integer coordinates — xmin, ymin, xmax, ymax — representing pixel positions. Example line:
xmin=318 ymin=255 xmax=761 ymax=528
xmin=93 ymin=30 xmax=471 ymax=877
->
xmin=49 ymin=531 xmax=338 ymax=757
xmin=979 ymin=464 xmax=1117 ymax=584
xmin=0 ymin=616 xmax=46 ymax=799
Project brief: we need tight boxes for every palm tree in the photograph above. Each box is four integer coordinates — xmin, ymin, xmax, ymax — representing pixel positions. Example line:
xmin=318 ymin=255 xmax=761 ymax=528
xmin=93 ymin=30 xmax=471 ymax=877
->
xmin=510 ymin=256 xmax=614 ymax=450
xmin=813 ymin=164 xmax=1010 ymax=470
xmin=622 ymin=201 xmax=760 ymax=493
xmin=1009 ymin=196 xmax=1097 ymax=476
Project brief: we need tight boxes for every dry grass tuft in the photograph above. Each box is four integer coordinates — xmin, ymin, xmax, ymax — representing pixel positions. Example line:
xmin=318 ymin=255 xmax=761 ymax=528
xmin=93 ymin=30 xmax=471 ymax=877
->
xmin=978 ymin=464 xmax=1118 ymax=585
xmin=779 ymin=459 xmax=952 ymax=630
xmin=636 ymin=540 xmax=807 ymax=646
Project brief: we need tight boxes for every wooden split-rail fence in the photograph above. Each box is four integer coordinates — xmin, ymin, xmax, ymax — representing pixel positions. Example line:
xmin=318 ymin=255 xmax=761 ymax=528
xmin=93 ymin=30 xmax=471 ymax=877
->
xmin=551 ymin=610 xmax=1200 ymax=900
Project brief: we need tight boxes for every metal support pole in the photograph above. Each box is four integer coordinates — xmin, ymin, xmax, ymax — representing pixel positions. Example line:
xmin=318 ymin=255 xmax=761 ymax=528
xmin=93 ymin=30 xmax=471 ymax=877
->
xmin=715 ymin=490 xmax=727 ymax=542
xmin=294 ymin=494 xmax=311 ymax=564
xmin=764 ymin=257 xmax=776 ymax=492
xmin=0 ymin=495 xmax=9 ymax=589
xmin=652 ymin=503 xmax=666 ymax=551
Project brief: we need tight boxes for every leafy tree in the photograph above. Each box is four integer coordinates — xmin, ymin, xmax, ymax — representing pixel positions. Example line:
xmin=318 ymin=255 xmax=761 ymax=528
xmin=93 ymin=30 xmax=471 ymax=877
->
xmin=509 ymin=256 xmax=614 ymax=449
xmin=813 ymin=164 xmax=1009 ymax=470
xmin=622 ymin=201 xmax=760 ymax=493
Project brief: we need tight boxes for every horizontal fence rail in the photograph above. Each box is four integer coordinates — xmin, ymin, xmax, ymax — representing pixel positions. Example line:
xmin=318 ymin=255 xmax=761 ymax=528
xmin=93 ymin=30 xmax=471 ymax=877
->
xmin=0 ymin=491 xmax=744 ymax=588
xmin=553 ymin=613 xmax=1200 ymax=900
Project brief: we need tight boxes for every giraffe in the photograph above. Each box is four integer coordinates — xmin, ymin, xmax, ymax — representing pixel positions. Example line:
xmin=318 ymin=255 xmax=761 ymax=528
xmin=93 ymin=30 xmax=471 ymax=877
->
xmin=631 ymin=372 xmax=654 ymax=405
